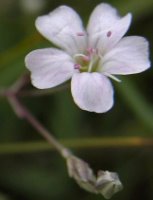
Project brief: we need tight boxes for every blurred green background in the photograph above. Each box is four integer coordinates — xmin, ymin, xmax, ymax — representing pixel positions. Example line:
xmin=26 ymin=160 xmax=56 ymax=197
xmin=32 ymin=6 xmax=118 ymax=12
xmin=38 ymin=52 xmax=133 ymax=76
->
xmin=0 ymin=0 xmax=153 ymax=199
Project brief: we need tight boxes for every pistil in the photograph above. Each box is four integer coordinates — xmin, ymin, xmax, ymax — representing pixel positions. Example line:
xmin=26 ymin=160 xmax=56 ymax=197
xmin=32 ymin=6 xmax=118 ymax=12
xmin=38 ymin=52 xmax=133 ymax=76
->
xmin=74 ymin=54 xmax=90 ymax=62
xmin=73 ymin=47 xmax=99 ymax=72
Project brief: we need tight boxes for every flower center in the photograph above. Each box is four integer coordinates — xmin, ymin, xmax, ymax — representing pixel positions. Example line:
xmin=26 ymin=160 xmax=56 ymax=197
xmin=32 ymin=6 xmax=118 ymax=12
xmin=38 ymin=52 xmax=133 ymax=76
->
xmin=73 ymin=48 xmax=100 ymax=73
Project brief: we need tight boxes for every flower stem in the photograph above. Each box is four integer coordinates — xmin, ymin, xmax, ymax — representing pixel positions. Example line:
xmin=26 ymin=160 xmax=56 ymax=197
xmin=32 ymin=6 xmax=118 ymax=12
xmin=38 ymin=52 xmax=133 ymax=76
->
xmin=19 ymin=83 xmax=69 ymax=97
xmin=2 ymin=75 xmax=71 ymax=159
xmin=7 ymin=94 xmax=71 ymax=159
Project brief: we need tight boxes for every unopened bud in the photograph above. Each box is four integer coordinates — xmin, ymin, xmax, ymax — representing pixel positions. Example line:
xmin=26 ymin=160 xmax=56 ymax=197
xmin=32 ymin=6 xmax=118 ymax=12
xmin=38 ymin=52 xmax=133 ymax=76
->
xmin=96 ymin=170 xmax=123 ymax=199
xmin=66 ymin=155 xmax=123 ymax=199
xmin=67 ymin=155 xmax=97 ymax=193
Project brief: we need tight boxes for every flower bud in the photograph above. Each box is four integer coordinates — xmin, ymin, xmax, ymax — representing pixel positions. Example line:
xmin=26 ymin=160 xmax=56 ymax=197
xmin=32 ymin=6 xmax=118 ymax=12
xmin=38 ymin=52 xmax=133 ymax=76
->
xmin=66 ymin=155 xmax=123 ymax=199
xmin=96 ymin=170 xmax=123 ymax=199
xmin=67 ymin=155 xmax=97 ymax=193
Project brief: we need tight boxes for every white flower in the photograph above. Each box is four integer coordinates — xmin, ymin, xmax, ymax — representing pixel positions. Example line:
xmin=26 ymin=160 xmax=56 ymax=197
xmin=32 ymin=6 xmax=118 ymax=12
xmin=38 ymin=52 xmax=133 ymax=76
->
xmin=25 ymin=3 xmax=150 ymax=113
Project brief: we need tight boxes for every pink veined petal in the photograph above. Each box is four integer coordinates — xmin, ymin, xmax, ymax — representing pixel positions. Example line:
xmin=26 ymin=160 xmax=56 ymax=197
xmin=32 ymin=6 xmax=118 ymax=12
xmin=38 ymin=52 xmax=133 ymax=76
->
xmin=87 ymin=3 xmax=120 ymax=35
xmin=35 ymin=5 xmax=87 ymax=55
xmin=100 ymin=36 xmax=150 ymax=75
xmin=87 ymin=3 xmax=132 ymax=53
xmin=71 ymin=72 xmax=114 ymax=113
xmin=25 ymin=48 xmax=75 ymax=89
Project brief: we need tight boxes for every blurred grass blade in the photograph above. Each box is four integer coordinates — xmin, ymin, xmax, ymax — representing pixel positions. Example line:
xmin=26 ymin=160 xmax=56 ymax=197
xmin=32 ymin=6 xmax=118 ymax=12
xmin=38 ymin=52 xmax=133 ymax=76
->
xmin=116 ymin=0 xmax=153 ymax=17
xmin=0 ymin=137 xmax=153 ymax=154
xmin=116 ymin=77 xmax=153 ymax=133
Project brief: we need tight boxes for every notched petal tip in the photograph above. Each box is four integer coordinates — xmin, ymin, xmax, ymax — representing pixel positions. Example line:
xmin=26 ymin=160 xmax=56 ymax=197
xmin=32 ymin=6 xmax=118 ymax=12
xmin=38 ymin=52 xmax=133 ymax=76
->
xmin=124 ymin=12 xmax=132 ymax=28
xmin=35 ymin=5 xmax=86 ymax=54
xmin=126 ymin=12 xmax=132 ymax=20
xmin=87 ymin=3 xmax=132 ymax=53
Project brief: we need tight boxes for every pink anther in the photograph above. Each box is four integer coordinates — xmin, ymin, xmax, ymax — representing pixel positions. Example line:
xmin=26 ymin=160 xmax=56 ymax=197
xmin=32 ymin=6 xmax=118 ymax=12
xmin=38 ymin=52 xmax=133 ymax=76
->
xmin=77 ymin=32 xmax=85 ymax=36
xmin=82 ymin=55 xmax=90 ymax=62
xmin=74 ymin=64 xmax=81 ymax=69
xmin=86 ymin=48 xmax=95 ymax=54
xmin=107 ymin=31 xmax=112 ymax=37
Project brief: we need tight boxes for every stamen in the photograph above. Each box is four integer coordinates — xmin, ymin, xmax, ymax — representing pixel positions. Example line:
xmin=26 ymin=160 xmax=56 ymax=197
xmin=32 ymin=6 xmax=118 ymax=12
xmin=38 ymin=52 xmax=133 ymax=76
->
xmin=74 ymin=54 xmax=90 ymax=62
xmin=87 ymin=47 xmax=96 ymax=55
xmin=74 ymin=53 xmax=86 ymax=58
xmin=77 ymin=32 xmax=85 ymax=36
xmin=82 ymin=56 xmax=90 ymax=62
xmin=88 ymin=60 xmax=94 ymax=72
xmin=104 ymin=72 xmax=121 ymax=82
xmin=107 ymin=31 xmax=112 ymax=38
xmin=74 ymin=64 xmax=81 ymax=70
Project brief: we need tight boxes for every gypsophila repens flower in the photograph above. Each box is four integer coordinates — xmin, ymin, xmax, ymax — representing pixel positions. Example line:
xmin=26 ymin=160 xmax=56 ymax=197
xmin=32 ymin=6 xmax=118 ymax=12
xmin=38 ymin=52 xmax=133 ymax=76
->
xmin=25 ymin=3 xmax=150 ymax=113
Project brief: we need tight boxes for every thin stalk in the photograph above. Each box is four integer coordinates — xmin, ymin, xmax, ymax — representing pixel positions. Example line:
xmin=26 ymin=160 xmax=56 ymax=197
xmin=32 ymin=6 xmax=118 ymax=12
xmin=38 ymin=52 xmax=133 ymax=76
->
xmin=19 ymin=83 xmax=69 ymax=97
xmin=7 ymin=94 xmax=71 ymax=159
xmin=0 ymin=75 xmax=73 ymax=159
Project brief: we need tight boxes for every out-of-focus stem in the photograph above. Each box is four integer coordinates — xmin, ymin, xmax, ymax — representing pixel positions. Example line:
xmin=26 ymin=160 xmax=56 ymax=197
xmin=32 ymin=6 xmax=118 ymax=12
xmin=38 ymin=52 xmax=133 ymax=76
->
xmin=19 ymin=83 xmax=69 ymax=97
xmin=7 ymin=94 xmax=71 ymax=159
xmin=116 ymin=77 xmax=153 ymax=133
xmin=0 ymin=136 xmax=152 ymax=155
xmin=0 ymin=75 xmax=71 ymax=159
xmin=0 ymin=84 xmax=69 ymax=98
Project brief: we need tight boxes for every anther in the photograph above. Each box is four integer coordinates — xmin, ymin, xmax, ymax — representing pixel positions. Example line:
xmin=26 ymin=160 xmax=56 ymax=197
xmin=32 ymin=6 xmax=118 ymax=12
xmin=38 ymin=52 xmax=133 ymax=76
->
xmin=87 ymin=48 xmax=96 ymax=55
xmin=74 ymin=54 xmax=90 ymax=62
xmin=77 ymin=32 xmax=85 ymax=36
xmin=107 ymin=31 xmax=112 ymax=37
xmin=74 ymin=64 xmax=81 ymax=70
xmin=82 ymin=56 xmax=90 ymax=62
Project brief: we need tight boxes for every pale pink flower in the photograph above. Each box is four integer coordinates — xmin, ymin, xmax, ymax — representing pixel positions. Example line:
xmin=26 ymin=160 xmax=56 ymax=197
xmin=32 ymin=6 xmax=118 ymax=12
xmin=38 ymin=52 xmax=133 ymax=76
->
xmin=25 ymin=3 xmax=150 ymax=113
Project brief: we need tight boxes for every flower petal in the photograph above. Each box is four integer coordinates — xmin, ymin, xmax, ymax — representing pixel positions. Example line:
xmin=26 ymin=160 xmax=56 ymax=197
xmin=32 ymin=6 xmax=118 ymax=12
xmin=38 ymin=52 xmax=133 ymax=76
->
xmin=35 ymin=6 xmax=87 ymax=54
xmin=25 ymin=48 xmax=75 ymax=89
xmin=101 ymin=36 xmax=150 ymax=75
xmin=87 ymin=3 xmax=132 ymax=53
xmin=71 ymin=72 xmax=114 ymax=113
